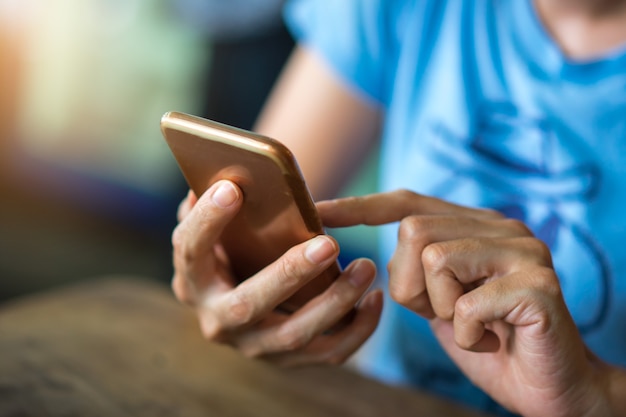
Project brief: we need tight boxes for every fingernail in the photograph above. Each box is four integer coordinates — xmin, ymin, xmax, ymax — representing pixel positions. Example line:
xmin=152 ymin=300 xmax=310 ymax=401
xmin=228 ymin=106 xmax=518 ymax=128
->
xmin=305 ymin=236 xmax=335 ymax=264
xmin=348 ymin=260 xmax=372 ymax=287
xmin=212 ymin=181 xmax=238 ymax=208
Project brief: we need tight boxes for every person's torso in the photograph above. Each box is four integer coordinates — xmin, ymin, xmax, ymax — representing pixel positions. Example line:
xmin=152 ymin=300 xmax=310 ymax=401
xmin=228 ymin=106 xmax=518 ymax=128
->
xmin=362 ymin=0 xmax=626 ymax=413
xmin=285 ymin=0 xmax=626 ymax=414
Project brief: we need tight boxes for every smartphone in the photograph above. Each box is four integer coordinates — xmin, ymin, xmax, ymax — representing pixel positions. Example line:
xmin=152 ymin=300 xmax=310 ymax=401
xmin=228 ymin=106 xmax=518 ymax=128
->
xmin=161 ymin=111 xmax=341 ymax=313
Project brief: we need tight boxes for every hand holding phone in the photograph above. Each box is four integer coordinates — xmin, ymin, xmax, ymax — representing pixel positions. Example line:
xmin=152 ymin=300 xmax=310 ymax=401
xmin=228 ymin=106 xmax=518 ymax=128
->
xmin=161 ymin=111 xmax=341 ymax=312
xmin=163 ymin=112 xmax=382 ymax=365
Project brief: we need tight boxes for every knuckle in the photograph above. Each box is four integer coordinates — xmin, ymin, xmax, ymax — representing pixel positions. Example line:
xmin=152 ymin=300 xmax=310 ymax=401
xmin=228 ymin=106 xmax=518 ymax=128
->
xmin=409 ymin=293 xmax=433 ymax=315
xmin=421 ymin=242 xmax=449 ymax=272
xmin=388 ymin=280 xmax=410 ymax=305
xmin=325 ymin=285 xmax=353 ymax=308
xmin=394 ymin=188 xmax=419 ymax=202
xmin=501 ymin=218 xmax=533 ymax=236
xmin=387 ymin=260 xmax=431 ymax=313
xmin=389 ymin=280 xmax=426 ymax=309
xmin=199 ymin=315 xmax=225 ymax=341
xmin=239 ymin=345 xmax=263 ymax=359
xmin=171 ymin=225 xmax=185 ymax=252
xmin=390 ymin=287 xmax=433 ymax=317
xmin=344 ymin=195 xmax=365 ymax=206
xmin=386 ymin=258 xmax=399 ymax=281
xmin=454 ymin=295 xmax=477 ymax=323
xmin=193 ymin=197 xmax=224 ymax=233
xmin=480 ymin=207 xmax=505 ymax=219
xmin=194 ymin=196 xmax=213 ymax=217
xmin=511 ymin=237 xmax=554 ymax=268
xmin=277 ymin=255 xmax=305 ymax=288
xmin=525 ymin=238 xmax=553 ymax=264
xmin=397 ymin=216 xmax=431 ymax=244
xmin=531 ymin=266 xmax=562 ymax=299
xmin=171 ymin=274 xmax=195 ymax=305
xmin=225 ymin=291 xmax=255 ymax=327
xmin=275 ymin=324 xmax=309 ymax=351
xmin=177 ymin=199 xmax=189 ymax=222
xmin=171 ymin=225 xmax=198 ymax=265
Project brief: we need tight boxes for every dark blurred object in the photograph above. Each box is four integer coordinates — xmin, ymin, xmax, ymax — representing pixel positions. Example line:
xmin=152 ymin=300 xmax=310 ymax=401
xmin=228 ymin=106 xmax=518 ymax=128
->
xmin=0 ymin=177 xmax=178 ymax=303
xmin=202 ymin=22 xmax=294 ymax=130
xmin=172 ymin=0 xmax=294 ymax=129
xmin=173 ymin=0 xmax=286 ymax=41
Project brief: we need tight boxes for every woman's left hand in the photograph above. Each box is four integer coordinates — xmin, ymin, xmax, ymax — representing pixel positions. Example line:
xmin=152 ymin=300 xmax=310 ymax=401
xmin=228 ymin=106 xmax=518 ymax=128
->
xmin=318 ymin=190 xmax=612 ymax=417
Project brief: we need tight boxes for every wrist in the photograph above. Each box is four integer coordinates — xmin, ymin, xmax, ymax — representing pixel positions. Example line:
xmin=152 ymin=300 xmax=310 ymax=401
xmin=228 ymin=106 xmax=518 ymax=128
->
xmin=579 ymin=358 xmax=626 ymax=417
xmin=605 ymin=365 xmax=626 ymax=417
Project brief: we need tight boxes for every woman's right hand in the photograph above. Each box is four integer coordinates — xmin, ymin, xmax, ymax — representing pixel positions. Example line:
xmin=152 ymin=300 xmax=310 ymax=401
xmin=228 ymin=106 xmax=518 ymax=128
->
xmin=171 ymin=180 xmax=383 ymax=367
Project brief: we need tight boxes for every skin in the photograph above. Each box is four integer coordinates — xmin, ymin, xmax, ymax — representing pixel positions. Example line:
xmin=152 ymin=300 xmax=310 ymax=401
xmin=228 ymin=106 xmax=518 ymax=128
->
xmin=534 ymin=0 xmax=626 ymax=59
xmin=172 ymin=183 xmax=383 ymax=367
xmin=317 ymin=191 xmax=619 ymax=417
xmin=172 ymin=1 xmax=626 ymax=414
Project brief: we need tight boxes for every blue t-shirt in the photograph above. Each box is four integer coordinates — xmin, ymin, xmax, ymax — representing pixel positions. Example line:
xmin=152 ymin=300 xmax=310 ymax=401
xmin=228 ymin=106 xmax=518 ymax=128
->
xmin=286 ymin=0 xmax=626 ymax=414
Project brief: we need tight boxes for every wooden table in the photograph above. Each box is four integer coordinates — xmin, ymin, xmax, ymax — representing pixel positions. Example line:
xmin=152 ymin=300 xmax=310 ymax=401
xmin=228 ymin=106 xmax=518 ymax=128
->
xmin=0 ymin=278 xmax=490 ymax=417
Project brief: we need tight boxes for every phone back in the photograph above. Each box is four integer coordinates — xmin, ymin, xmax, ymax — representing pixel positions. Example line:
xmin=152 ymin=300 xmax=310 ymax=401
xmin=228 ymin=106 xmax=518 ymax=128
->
xmin=161 ymin=112 xmax=340 ymax=312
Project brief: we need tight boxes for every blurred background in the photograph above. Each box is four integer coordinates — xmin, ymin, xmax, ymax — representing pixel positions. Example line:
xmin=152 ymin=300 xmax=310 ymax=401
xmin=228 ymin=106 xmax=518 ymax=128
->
xmin=0 ymin=0 xmax=377 ymax=302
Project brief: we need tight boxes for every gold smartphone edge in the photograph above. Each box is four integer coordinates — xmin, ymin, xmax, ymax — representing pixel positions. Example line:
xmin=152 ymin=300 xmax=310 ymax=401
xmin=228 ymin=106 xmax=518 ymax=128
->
xmin=161 ymin=111 xmax=293 ymax=175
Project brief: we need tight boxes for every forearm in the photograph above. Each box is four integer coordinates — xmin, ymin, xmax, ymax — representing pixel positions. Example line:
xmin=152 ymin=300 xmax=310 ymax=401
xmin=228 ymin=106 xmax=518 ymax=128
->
xmin=254 ymin=46 xmax=382 ymax=201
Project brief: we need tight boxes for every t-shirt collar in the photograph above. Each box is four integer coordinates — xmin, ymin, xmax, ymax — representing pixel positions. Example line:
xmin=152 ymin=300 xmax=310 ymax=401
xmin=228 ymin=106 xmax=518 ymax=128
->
xmin=510 ymin=0 xmax=626 ymax=83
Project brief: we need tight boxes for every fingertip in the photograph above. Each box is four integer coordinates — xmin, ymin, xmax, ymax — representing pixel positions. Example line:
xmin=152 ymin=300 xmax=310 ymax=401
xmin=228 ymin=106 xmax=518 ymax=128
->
xmin=304 ymin=235 xmax=339 ymax=264
xmin=316 ymin=290 xmax=384 ymax=365
xmin=354 ymin=290 xmax=383 ymax=334
xmin=351 ymin=290 xmax=384 ymax=341
xmin=345 ymin=258 xmax=377 ymax=288
xmin=432 ymin=303 xmax=456 ymax=322
xmin=187 ymin=188 xmax=197 ymax=202
xmin=457 ymin=329 xmax=500 ymax=353
xmin=360 ymin=257 xmax=378 ymax=270
xmin=361 ymin=288 xmax=384 ymax=312
xmin=210 ymin=180 xmax=242 ymax=209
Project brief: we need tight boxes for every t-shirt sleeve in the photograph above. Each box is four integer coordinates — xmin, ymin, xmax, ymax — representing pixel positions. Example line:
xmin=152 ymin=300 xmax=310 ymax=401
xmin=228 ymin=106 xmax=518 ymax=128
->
xmin=284 ymin=0 xmax=402 ymax=105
